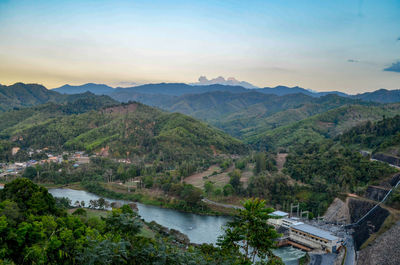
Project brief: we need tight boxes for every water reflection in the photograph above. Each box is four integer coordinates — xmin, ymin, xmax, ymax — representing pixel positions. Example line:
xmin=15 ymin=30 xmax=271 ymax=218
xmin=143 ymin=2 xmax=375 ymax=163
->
xmin=48 ymin=188 xmax=229 ymax=244
xmin=45 ymin=188 xmax=305 ymax=264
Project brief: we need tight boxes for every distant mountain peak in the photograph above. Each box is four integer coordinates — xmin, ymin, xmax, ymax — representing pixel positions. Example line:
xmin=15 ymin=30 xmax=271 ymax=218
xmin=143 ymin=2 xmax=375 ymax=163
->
xmin=53 ymin=83 xmax=114 ymax=95
xmin=191 ymin=76 xmax=258 ymax=89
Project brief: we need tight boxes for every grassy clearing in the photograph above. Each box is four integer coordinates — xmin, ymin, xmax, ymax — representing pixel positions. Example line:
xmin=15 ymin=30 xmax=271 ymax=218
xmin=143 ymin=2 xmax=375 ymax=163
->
xmin=68 ymin=208 xmax=108 ymax=218
xmin=207 ymin=195 xmax=245 ymax=205
xmin=184 ymin=164 xmax=234 ymax=190
xmin=184 ymin=165 xmax=221 ymax=188
xmin=39 ymin=182 xmax=84 ymax=190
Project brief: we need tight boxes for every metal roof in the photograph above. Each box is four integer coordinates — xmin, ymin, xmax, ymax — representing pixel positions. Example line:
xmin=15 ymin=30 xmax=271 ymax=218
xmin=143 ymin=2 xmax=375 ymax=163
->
xmin=270 ymin=210 xmax=289 ymax=217
xmin=290 ymin=223 xmax=338 ymax=241
xmin=282 ymin=218 xmax=303 ymax=226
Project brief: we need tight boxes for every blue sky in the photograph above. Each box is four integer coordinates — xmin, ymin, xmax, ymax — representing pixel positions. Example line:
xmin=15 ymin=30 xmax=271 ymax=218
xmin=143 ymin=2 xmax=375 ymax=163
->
xmin=0 ymin=0 xmax=399 ymax=93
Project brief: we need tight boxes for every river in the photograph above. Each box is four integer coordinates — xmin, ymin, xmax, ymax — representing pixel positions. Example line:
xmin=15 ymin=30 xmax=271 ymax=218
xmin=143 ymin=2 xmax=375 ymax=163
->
xmin=48 ymin=188 xmax=305 ymax=264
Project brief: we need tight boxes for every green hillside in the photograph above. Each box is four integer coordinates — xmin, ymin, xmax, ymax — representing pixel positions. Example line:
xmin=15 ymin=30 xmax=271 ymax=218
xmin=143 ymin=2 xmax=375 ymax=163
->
xmin=1 ymin=102 xmax=247 ymax=164
xmin=339 ymin=115 xmax=400 ymax=159
xmin=220 ymin=94 xmax=366 ymax=138
xmin=153 ymin=91 xmax=368 ymax=138
xmin=0 ymin=95 xmax=117 ymax=136
xmin=250 ymin=104 xmax=400 ymax=151
xmin=0 ymin=82 xmax=117 ymax=112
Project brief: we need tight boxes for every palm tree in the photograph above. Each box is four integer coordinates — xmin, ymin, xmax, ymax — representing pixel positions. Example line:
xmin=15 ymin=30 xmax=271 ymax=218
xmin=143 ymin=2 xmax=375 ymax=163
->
xmin=217 ymin=198 xmax=283 ymax=264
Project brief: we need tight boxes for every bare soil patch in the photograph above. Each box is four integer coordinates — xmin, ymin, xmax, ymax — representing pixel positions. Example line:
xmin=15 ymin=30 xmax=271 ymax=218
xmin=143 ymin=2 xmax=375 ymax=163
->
xmin=102 ymin=103 xmax=138 ymax=115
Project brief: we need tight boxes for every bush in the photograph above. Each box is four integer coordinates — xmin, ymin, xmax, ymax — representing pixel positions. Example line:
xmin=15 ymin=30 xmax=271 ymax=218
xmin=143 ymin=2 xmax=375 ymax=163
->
xmin=72 ymin=208 xmax=87 ymax=216
xmin=223 ymin=184 xmax=234 ymax=196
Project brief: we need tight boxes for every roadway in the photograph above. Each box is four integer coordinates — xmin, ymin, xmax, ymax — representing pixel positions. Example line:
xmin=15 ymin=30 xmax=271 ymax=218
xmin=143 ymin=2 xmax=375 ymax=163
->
xmin=309 ymin=253 xmax=336 ymax=265
xmin=343 ymin=235 xmax=355 ymax=265
xmin=202 ymin=198 xmax=244 ymax=209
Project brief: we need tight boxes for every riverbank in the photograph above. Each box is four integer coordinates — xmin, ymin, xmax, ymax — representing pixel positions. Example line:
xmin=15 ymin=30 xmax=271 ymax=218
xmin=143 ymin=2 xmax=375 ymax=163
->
xmin=67 ymin=208 xmax=156 ymax=238
xmin=50 ymin=187 xmax=305 ymax=264
xmin=40 ymin=181 xmax=236 ymax=216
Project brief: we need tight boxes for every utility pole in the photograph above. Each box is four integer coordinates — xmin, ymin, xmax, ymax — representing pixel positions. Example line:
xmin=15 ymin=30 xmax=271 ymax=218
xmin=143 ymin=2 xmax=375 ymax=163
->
xmin=300 ymin=210 xmax=309 ymax=220
xmin=290 ymin=203 xmax=300 ymax=217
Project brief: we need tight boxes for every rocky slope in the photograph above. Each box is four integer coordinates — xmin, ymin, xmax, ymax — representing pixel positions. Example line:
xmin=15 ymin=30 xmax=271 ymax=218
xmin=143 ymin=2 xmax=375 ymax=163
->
xmin=357 ymin=221 xmax=400 ymax=265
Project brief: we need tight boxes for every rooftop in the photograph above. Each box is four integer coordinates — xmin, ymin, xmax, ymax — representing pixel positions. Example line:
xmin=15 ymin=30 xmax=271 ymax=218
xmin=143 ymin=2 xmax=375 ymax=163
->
xmin=282 ymin=218 xmax=303 ymax=226
xmin=291 ymin=223 xmax=338 ymax=241
xmin=270 ymin=210 xmax=289 ymax=217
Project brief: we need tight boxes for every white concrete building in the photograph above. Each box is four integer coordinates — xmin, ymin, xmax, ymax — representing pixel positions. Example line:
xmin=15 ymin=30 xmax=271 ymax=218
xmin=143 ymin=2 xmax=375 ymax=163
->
xmin=281 ymin=218 xmax=303 ymax=229
xmin=268 ymin=210 xmax=289 ymax=227
xmin=289 ymin=223 xmax=340 ymax=253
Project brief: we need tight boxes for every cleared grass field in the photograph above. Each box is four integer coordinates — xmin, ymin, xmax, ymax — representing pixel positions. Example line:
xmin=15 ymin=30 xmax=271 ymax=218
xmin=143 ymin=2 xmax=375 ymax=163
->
xmin=184 ymin=164 xmax=233 ymax=189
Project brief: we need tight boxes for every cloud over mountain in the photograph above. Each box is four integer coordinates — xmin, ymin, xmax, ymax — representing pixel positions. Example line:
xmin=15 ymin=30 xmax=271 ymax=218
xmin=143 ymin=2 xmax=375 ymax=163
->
xmin=384 ymin=61 xmax=400 ymax=73
xmin=191 ymin=76 xmax=258 ymax=89
xmin=113 ymin=81 xmax=139 ymax=88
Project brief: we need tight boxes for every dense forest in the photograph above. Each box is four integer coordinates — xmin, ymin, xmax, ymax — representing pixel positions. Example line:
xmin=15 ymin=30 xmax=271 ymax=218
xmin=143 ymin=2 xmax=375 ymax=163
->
xmin=339 ymin=115 xmax=400 ymax=154
xmin=250 ymin=104 xmax=400 ymax=151
xmin=0 ymin=179 xmax=285 ymax=265
xmin=0 ymin=101 xmax=246 ymax=165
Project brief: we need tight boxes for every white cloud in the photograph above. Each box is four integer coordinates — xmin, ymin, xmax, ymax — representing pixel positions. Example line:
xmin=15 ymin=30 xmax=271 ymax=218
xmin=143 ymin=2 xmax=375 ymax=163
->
xmin=191 ymin=76 xmax=258 ymax=89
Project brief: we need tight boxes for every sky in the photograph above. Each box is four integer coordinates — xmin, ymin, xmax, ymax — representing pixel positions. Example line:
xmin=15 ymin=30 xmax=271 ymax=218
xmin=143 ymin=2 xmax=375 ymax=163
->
xmin=0 ymin=0 xmax=399 ymax=93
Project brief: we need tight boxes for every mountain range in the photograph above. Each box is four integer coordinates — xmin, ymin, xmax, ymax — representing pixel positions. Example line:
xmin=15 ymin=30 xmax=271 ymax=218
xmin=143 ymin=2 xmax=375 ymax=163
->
xmin=52 ymin=82 xmax=400 ymax=103
xmin=3 ymin=82 xmax=400 ymax=154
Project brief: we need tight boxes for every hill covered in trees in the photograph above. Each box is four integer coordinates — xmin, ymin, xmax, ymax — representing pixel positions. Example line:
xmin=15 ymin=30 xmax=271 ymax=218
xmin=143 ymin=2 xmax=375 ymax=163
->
xmin=0 ymin=83 xmax=117 ymax=112
xmin=250 ymin=104 xmax=400 ymax=151
xmin=0 ymin=101 xmax=246 ymax=164
xmin=125 ymin=91 xmax=370 ymax=138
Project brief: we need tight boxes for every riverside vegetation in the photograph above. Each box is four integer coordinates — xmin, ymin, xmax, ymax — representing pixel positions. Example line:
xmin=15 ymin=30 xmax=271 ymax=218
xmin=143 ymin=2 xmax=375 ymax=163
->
xmin=0 ymin=178 xmax=285 ymax=264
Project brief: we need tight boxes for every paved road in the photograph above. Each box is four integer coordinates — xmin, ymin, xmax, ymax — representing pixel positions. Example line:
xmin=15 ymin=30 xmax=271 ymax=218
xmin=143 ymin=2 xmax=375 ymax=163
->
xmin=202 ymin=198 xmax=244 ymax=210
xmin=309 ymin=253 xmax=336 ymax=265
xmin=309 ymin=254 xmax=322 ymax=265
xmin=344 ymin=236 xmax=355 ymax=265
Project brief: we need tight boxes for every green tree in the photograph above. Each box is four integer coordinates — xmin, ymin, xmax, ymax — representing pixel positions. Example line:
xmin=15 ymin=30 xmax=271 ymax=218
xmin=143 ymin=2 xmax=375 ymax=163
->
xmin=143 ymin=176 xmax=154 ymax=188
xmin=214 ymin=188 xmax=223 ymax=197
xmin=117 ymin=163 xmax=126 ymax=181
xmin=223 ymin=184 xmax=234 ymax=197
xmin=217 ymin=198 xmax=281 ymax=264
xmin=104 ymin=208 xmax=142 ymax=238
xmin=254 ymin=153 xmax=267 ymax=174
xmin=0 ymin=200 xmax=21 ymax=226
xmin=229 ymin=169 xmax=242 ymax=193
xmin=180 ymin=184 xmax=203 ymax=206
xmin=22 ymin=166 xmax=37 ymax=180
xmin=204 ymin=181 xmax=214 ymax=195
xmin=72 ymin=208 xmax=87 ymax=216
xmin=0 ymin=178 xmax=57 ymax=216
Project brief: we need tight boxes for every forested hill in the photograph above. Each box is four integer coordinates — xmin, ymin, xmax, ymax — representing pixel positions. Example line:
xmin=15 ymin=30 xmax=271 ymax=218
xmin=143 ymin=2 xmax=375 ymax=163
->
xmin=0 ymin=83 xmax=116 ymax=111
xmin=352 ymin=89 xmax=400 ymax=103
xmin=0 ymin=95 xmax=118 ymax=134
xmin=0 ymin=101 xmax=247 ymax=163
xmin=250 ymin=103 xmax=400 ymax=151
xmin=339 ymin=115 xmax=400 ymax=155
xmin=153 ymin=92 xmax=368 ymax=138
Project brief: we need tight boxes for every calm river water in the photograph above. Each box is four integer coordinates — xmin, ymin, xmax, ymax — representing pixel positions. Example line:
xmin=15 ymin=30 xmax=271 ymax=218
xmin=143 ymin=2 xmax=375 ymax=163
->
xmin=47 ymin=188 xmax=305 ymax=264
